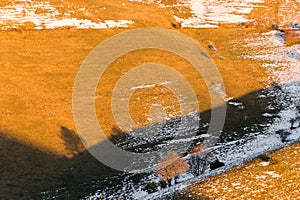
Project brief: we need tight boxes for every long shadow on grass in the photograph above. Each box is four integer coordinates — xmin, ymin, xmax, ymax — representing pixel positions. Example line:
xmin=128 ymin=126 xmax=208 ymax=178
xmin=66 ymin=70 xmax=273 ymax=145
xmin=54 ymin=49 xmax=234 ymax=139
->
xmin=0 ymin=129 xmax=119 ymax=199
xmin=1 ymin=81 xmax=299 ymax=199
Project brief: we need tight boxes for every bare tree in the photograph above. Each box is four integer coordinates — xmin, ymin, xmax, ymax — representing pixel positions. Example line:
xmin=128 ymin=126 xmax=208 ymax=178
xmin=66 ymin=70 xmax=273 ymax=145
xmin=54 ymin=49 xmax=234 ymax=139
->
xmin=189 ymin=145 xmax=208 ymax=177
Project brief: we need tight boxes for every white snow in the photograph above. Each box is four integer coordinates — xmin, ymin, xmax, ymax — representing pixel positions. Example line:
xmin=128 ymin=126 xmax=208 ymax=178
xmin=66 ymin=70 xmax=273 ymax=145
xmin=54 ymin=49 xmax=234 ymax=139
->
xmin=259 ymin=161 xmax=270 ymax=166
xmin=128 ymin=0 xmax=265 ymax=28
xmin=210 ymin=83 xmax=228 ymax=101
xmin=175 ymin=0 xmax=264 ymax=28
xmin=256 ymin=175 xmax=267 ymax=179
xmin=0 ymin=1 xmax=134 ymax=30
xmin=264 ymin=171 xmax=281 ymax=178
xmin=129 ymin=81 xmax=175 ymax=91
xmin=262 ymin=113 xmax=274 ymax=117
xmin=242 ymin=31 xmax=300 ymax=83
xmin=180 ymin=0 xmax=265 ymax=28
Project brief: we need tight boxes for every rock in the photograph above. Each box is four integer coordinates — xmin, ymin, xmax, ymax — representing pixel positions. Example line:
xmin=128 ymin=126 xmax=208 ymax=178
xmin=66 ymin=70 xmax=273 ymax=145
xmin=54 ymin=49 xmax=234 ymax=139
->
xmin=143 ymin=182 xmax=158 ymax=193
xmin=271 ymin=82 xmax=282 ymax=90
xmin=207 ymin=41 xmax=217 ymax=52
xmin=171 ymin=22 xmax=181 ymax=29
xmin=276 ymin=130 xmax=291 ymax=142
xmin=210 ymin=158 xmax=225 ymax=170
xmin=271 ymin=23 xmax=279 ymax=30
xmin=291 ymin=21 xmax=300 ymax=29
xmin=208 ymin=44 xmax=216 ymax=51
xmin=257 ymin=154 xmax=271 ymax=162
xmin=159 ymin=180 xmax=168 ymax=189
xmin=290 ymin=117 xmax=300 ymax=129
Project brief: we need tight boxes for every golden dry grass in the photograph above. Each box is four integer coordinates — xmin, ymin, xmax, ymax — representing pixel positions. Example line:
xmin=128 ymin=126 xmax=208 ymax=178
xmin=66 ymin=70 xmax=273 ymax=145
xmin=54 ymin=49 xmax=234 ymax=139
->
xmin=40 ymin=0 xmax=177 ymax=27
xmin=0 ymin=27 xmax=267 ymax=155
xmin=186 ymin=142 xmax=300 ymax=200
xmin=1 ymin=0 xmax=299 ymax=199
xmin=1 ymin=0 xmax=177 ymax=29
xmin=0 ymin=0 xmax=271 ymax=155
xmin=94 ymin=28 xmax=268 ymax=135
xmin=0 ymin=29 xmax=117 ymax=155
xmin=0 ymin=0 xmax=185 ymax=154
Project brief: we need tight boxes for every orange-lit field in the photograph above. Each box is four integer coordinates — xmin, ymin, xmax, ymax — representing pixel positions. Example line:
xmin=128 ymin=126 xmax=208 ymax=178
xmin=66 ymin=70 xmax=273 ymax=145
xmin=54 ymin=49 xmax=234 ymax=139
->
xmin=0 ymin=0 xmax=299 ymax=199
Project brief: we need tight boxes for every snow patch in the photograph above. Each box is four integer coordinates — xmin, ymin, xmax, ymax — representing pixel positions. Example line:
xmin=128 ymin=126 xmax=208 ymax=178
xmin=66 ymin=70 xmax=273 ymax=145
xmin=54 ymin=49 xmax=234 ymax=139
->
xmin=0 ymin=1 xmax=134 ymax=30
xmin=177 ymin=0 xmax=264 ymax=28
xmin=264 ymin=171 xmax=281 ymax=178
xmin=129 ymin=0 xmax=264 ymax=28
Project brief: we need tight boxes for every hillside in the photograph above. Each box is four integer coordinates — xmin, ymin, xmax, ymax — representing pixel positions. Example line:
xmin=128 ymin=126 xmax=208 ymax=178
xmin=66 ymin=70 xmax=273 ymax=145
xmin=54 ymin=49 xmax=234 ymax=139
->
xmin=0 ymin=0 xmax=299 ymax=199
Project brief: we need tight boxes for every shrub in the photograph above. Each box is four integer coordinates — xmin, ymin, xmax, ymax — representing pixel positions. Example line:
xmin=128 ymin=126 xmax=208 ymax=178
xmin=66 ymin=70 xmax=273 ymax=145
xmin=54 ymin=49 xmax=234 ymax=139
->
xmin=156 ymin=152 xmax=189 ymax=186
xmin=143 ymin=181 xmax=158 ymax=193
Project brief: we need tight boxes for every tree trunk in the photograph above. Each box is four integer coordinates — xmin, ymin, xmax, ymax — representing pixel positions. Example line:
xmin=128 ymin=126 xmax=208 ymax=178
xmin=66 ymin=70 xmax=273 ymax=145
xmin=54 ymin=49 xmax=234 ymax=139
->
xmin=167 ymin=178 xmax=172 ymax=187
xmin=160 ymin=180 xmax=167 ymax=189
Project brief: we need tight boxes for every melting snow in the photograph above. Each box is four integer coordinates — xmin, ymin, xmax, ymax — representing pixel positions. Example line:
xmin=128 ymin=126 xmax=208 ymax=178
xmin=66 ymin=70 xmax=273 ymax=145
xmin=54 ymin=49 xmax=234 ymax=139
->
xmin=259 ymin=161 xmax=270 ymax=166
xmin=242 ymin=30 xmax=300 ymax=83
xmin=183 ymin=0 xmax=265 ymax=27
xmin=129 ymin=0 xmax=265 ymax=28
xmin=0 ymin=0 xmax=134 ymax=30
xmin=264 ymin=171 xmax=281 ymax=178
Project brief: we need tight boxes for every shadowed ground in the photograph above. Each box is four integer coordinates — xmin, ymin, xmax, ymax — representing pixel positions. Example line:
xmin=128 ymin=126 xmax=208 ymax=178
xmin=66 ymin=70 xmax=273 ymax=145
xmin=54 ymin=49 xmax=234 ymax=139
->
xmin=1 ymin=82 xmax=298 ymax=199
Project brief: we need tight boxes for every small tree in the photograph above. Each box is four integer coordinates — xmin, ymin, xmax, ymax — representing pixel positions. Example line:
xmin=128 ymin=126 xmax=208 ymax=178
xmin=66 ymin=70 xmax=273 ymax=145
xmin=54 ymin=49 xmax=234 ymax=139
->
xmin=143 ymin=181 xmax=158 ymax=193
xmin=189 ymin=145 xmax=208 ymax=177
xmin=156 ymin=152 xmax=189 ymax=187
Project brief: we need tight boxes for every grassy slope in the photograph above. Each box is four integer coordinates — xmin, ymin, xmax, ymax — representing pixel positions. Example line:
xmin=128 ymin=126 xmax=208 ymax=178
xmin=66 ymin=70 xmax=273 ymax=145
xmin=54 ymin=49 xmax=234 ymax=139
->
xmin=0 ymin=28 xmax=267 ymax=155
xmin=185 ymin=1 xmax=300 ymax=199
xmin=186 ymin=142 xmax=300 ymax=199
xmin=0 ymin=0 xmax=280 ymax=198
xmin=0 ymin=0 xmax=176 ymax=155
xmin=95 ymin=28 xmax=268 ymax=135
xmin=38 ymin=0 xmax=177 ymax=27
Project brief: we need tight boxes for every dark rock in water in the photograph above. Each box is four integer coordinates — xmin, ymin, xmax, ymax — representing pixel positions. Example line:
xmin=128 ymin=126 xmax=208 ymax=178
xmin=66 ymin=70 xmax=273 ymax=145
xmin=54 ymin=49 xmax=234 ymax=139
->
xmin=276 ymin=130 xmax=292 ymax=142
xmin=257 ymin=154 xmax=271 ymax=162
xmin=210 ymin=158 xmax=225 ymax=170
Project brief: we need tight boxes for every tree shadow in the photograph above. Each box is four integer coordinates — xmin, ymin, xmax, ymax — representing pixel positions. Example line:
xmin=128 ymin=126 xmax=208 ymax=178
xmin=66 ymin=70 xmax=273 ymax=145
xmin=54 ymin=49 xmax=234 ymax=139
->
xmin=60 ymin=126 xmax=85 ymax=155
xmin=0 ymin=128 xmax=119 ymax=200
xmin=1 ymin=81 xmax=299 ymax=199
